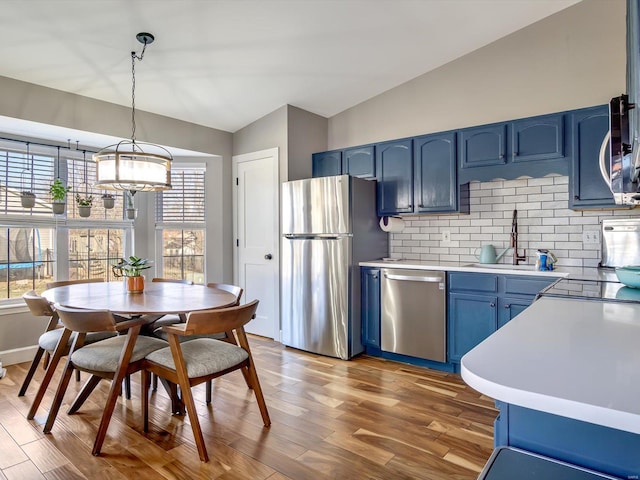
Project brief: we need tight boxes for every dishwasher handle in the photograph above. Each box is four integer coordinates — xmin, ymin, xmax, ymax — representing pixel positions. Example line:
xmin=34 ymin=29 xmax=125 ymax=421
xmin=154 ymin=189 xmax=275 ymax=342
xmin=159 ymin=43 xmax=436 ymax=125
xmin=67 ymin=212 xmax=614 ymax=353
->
xmin=383 ymin=272 xmax=443 ymax=283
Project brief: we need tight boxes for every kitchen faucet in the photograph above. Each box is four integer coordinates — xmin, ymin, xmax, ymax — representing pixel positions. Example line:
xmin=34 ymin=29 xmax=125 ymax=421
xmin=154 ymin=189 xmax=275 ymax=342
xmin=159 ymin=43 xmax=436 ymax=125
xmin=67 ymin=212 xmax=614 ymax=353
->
xmin=510 ymin=209 xmax=526 ymax=265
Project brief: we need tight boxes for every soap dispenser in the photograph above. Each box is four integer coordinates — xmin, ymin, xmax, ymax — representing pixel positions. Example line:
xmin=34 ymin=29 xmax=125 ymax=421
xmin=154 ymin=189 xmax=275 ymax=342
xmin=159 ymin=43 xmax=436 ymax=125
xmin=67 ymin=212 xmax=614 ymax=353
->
xmin=535 ymin=249 xmax=557 ymax=271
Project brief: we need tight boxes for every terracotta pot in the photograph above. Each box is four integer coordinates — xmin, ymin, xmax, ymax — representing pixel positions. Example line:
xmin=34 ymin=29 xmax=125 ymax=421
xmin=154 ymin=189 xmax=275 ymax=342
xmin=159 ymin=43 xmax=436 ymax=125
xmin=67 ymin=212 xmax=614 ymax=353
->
xmin=127 ymin=275 xmax=144 ymax=294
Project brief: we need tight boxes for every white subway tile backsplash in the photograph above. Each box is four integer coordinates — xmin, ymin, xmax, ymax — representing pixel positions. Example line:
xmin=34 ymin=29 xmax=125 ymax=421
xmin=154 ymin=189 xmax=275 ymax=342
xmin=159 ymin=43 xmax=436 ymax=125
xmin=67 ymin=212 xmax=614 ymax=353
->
xmin=391 ymin=176 xmax=640 ymax=266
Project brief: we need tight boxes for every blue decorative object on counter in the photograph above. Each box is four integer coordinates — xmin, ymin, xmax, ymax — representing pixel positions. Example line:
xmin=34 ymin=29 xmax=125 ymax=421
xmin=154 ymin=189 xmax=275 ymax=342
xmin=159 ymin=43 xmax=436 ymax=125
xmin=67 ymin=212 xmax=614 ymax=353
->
xmin=615 ymin=266 xmax=640 ymax=288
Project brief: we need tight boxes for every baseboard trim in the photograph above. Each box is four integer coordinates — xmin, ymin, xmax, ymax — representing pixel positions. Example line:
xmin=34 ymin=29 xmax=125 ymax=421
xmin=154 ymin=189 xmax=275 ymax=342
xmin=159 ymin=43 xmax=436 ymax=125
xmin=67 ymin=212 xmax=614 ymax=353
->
xmin=0 ymin=345 xmax=37 ymax=366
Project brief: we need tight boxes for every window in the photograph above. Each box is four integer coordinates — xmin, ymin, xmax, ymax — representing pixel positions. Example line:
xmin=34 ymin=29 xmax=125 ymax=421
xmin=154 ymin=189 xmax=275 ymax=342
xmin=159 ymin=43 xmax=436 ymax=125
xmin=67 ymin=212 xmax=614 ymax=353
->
xmin=0 ymin=139 xmax=132 ymax=301
xmin=68 ymin=228 xmax=125 ymax=281
xmin=0 ymin=147 xmax=55 ymax=216
xmin=0 ymin=227 xmax=55 ymax=299
xmin=156 ymin=166 xmax=205 ymax=282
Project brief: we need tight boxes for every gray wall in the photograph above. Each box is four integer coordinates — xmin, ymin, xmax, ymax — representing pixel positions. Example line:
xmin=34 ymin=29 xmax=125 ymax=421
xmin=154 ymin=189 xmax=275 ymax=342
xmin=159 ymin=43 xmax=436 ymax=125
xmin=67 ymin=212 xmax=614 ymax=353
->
xmin=232 ymin=104 xmax=327 ymax=182
xmin=328 ymin=0 xmax=626 ymax=149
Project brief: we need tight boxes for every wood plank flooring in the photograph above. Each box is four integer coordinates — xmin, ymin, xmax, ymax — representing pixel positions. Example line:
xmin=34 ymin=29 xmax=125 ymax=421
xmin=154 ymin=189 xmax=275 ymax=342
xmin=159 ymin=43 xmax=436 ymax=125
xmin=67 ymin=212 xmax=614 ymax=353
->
xmin=0 ymin=337 xmax=497 ymax=479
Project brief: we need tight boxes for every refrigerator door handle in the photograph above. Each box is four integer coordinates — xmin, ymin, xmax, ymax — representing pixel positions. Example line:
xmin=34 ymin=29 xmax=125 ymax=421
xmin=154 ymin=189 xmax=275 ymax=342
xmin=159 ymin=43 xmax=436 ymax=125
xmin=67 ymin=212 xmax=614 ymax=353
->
xmin=283 ymin=234 xmax=351 ymax=240
xmin=383 ymin=273 xmax=443 ymax=283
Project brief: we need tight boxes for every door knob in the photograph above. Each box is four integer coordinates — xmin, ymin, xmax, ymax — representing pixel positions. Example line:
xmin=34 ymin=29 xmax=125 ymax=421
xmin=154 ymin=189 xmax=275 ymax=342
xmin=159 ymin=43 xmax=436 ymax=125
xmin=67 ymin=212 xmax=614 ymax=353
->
xmin=264 ymin=254 xmax=273 ymax=260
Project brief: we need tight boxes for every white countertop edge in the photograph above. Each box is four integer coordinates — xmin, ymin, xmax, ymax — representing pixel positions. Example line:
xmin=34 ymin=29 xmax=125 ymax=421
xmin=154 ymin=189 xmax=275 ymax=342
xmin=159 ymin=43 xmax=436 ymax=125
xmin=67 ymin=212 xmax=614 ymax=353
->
xmin=461 ymin=360 xmax=640 ymax=435
xmin=359 ymin=260 xmax=568 ymax=277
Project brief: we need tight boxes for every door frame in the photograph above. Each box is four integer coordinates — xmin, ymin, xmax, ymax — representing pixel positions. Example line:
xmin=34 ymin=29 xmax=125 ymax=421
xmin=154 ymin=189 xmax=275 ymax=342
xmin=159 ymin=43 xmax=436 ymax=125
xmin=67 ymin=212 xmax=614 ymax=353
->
xmin=232 ymin=147 xmax=280 ymax=339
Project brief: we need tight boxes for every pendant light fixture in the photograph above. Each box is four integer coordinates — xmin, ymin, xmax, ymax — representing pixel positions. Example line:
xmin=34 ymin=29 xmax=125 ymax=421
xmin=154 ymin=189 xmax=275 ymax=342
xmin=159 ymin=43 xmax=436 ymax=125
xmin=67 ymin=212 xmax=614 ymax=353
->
xmin=94 ymin=32 xmax=172 ymax=193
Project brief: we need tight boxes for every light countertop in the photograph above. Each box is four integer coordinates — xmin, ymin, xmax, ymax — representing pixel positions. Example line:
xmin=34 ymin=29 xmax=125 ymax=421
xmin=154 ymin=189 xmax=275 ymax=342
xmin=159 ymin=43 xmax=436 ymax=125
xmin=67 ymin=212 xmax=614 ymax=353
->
xmin=359 ymin=259 xmax=618 ymax=281
xmin=460 ymin=296 xmax=640 ymax=434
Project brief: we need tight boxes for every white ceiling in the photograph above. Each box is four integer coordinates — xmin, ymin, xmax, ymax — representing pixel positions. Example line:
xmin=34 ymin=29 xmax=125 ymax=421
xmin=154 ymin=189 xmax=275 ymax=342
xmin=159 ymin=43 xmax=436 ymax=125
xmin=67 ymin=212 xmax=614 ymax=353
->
xmin=1 ymin=0 xmax=581 ymax=138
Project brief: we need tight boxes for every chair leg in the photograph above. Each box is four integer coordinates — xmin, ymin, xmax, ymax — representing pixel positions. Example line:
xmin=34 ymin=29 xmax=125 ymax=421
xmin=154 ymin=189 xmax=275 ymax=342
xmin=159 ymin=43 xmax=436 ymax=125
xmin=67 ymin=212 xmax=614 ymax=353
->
xmin=206 ymin=380 xmax=212 ymax=404
xmin=68 ymin=375 xmax=102 ymax=414
xmin=43 ymin=361 xmax=76 ymax=433
xmin=27 ymin=330 xmax=72 ymax=420
xmin=246 ymin=361 xmax=271 ymax=427
xmin=142 ymin=369 xmax=150 ymax=432
xmin=124 ymin=374 xmax=131 ymax=399
xmin=152 ymin=373 xmax=157 ymax=391
xmin=18 ymin=347 xmax=46 ymax=397
xmin=43 ymin=350 xmax=51 ymax=369
xmin=76 ymin=369 xmax=81 ymax=382
xmin=92 ymin=325 xmax=141 ymax=456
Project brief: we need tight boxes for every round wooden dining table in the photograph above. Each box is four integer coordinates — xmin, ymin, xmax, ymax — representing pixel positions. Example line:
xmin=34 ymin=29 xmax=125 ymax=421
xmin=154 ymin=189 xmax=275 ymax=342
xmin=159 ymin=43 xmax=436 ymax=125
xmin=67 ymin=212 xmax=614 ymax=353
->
xmin=41 ymin=281 xmax=237 ymax=315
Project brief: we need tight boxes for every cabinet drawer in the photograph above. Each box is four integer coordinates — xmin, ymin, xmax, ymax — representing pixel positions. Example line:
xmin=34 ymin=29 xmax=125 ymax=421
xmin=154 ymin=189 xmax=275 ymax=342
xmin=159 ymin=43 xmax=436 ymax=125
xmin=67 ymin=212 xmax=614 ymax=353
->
xmin=449 ymin=272 xmax=498 ymax=293
xmin=501 ymin=276 xmax=556 ymax=296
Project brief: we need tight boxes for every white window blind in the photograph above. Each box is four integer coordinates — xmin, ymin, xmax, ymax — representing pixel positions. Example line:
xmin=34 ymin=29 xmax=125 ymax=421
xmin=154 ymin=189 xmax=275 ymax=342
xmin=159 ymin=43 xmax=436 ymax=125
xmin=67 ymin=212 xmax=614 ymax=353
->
xmin=156 ymin=168 xmax=205 ymax=223
xmin=0 ymin=148 xmax=55 ymax=215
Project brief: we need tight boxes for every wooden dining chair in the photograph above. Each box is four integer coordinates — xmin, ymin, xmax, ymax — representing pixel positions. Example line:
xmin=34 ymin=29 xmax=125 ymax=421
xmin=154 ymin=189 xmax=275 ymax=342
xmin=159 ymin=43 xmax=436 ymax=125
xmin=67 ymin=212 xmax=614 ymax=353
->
xmin=142 ymin=299 xmax=270 ymax=462
xmin=40 ymin=305 xmax=167 ymax=456
xmin=150 ymin=282 xmax=244 ymax=403
xmin=20 ymin=291 xmax=115 ymax=400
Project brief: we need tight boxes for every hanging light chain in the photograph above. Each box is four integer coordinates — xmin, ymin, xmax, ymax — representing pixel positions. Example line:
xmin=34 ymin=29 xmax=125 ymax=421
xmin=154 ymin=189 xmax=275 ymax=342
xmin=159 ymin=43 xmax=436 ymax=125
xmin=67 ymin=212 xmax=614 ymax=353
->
xmin=130 ymin=36 xmax=149 ymax=144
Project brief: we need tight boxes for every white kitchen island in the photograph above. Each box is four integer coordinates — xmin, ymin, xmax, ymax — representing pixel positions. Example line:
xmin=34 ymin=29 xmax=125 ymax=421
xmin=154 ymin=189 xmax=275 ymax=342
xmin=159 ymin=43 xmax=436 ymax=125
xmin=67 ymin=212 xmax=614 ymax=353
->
xmin=461 ymin=296 xmax=640 ymax=479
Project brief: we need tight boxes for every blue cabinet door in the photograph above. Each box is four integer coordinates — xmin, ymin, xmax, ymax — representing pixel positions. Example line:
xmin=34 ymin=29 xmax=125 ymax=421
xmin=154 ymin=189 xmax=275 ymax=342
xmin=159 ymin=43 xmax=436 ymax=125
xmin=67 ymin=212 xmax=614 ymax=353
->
xmin=459 ymin=123 xmax=507 ymax=169
xmin=376 ymin=139 xmax=414 ymax=215
xmin=511 ymin=113 xmax=564 ymax=163
xmin=497 ymin=296 xmax=532 ymax=329
xmin=448 ymin=292 xmax=497 ymax=362
xmin=569 ymin=105 xmax=619 ymax=209
xmin=361 ymin=268 xmax=381 ymax=348
xmin=414 ymin=132 xmax=457 ymax=213
xmin=344 ymin=145 xmax=375 ymax=179
xmin=312 ymin=150 xmax=342 ymax=178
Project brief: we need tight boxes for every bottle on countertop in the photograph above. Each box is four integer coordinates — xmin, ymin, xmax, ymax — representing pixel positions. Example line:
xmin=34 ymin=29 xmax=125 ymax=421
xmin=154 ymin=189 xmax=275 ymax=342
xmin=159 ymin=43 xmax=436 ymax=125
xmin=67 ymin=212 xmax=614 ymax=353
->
xmin=535 ymin=249 xmax=557 ymax=271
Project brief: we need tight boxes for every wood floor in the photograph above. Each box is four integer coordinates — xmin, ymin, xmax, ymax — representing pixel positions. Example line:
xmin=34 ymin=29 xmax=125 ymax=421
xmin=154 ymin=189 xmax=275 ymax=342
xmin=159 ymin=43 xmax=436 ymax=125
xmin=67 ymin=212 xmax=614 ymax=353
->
xmin=0 ymin=337 xmax=497 ymax=479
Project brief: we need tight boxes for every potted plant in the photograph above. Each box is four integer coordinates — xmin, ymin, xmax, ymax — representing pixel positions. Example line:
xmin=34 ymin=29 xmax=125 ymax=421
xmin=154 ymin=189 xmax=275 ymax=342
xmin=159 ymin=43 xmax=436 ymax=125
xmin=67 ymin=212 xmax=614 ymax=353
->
xmin=101 ymin=193 xmax=115 ymax=210
xmin=75 ymin=193 xmax=93 ymax=218
xmin=49 ymin=179 xmax=71 ymax=214
xmin=125 ymin=192 xmax=136 ymax=220
xmin=20 ymin=191 xmax=36 ymax=209
xmin=112 ymin=255 xmax=152 ymax=293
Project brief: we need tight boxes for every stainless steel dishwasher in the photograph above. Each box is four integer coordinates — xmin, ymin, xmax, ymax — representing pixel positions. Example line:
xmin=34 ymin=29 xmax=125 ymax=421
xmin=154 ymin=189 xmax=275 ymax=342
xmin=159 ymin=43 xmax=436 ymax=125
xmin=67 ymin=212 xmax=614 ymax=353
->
xmin=380 ymin=268 xmax=446 ymax=362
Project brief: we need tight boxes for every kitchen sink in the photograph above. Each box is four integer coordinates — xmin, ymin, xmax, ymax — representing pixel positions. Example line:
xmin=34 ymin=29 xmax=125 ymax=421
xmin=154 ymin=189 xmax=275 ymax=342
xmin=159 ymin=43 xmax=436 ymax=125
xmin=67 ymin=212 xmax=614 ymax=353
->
xmin=465 ymin=263 xmax=536 ymax=271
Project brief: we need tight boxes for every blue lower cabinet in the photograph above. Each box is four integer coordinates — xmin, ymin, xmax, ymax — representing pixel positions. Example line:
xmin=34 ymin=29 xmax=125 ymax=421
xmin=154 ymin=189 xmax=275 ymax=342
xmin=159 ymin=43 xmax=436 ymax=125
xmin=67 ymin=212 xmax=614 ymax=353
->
xmin=497 ymin=296 xmax=531 ymax=329
xmin=361 ymin=268 xmax=380 ymax=348
xmin=448 ymin=273 xmax=557 ymax=364
xmin=494 ymin=401 xmax=639 ymax=479
xmin=448 ymin=292 xmax=497 ymax=362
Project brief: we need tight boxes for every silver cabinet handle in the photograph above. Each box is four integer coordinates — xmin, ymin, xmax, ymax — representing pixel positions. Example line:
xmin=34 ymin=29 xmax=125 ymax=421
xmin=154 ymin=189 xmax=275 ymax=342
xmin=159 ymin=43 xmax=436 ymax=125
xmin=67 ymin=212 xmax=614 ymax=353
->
xmin=384 ymin=273 xmax=442 ymax=282
xmin=489 ymin=302 xmax=496 ymax=307
xmin=504 ymin=304 xmax=511 ymax=309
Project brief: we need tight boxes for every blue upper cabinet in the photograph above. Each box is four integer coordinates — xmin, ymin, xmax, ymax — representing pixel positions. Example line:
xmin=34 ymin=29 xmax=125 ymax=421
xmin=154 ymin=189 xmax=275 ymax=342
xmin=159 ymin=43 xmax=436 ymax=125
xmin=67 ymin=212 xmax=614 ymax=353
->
xmin=344 ymin=145 xmax=376 ymax=179
xmin=460 ymin=124 xmax=507 ymax=169
xmin=458 ymin=112 xmax=568 ymax=183
xmin=512 ymin=113 xmax=564 ymax=163
xmin=569 ymin=105 xmax=624 ymax=209
xmin=414 ymin=132 xmax=468 ymax=214
xmin=376 ymin=139 xmax=414 ymax=215
xmin=312 ymin=150 xmax=342 ymax=178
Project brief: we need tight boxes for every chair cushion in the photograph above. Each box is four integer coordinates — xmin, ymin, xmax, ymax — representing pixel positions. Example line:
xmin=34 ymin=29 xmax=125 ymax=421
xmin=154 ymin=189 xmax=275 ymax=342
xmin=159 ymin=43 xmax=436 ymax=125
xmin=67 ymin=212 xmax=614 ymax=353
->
xmin=71 ymin=335 xmax=167 ymax=373
xmin=146 ymin=338 xmax=249 ymax=378
xmin=39 ymin=329 xmax=116 ymax=352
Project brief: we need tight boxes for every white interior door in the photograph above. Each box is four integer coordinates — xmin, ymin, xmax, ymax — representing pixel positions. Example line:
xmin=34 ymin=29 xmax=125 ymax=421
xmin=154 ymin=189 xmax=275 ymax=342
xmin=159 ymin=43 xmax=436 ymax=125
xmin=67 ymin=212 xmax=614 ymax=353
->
xmin=233 ymin=148 xmax=279 ymax=339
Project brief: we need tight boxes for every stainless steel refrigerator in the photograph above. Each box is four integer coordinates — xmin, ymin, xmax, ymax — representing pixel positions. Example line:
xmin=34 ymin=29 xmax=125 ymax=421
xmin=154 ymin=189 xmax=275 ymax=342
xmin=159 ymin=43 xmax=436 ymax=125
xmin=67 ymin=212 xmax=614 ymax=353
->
xmin=281 ymin=175 xmax=388 ymax=359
